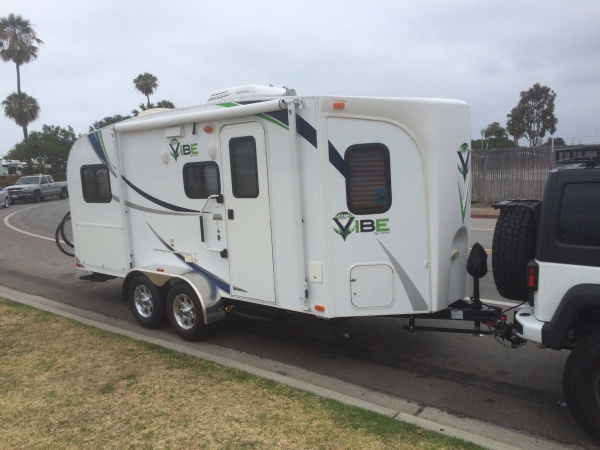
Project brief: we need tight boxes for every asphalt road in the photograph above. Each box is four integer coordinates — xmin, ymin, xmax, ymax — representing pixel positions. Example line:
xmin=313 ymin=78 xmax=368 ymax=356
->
xmin=0 ymin=199 xmax=596 ymax=448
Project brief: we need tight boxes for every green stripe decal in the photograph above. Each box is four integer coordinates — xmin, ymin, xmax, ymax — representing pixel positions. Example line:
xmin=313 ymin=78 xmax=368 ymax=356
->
xmin=216 ymin=103 xmax=289 ymax=131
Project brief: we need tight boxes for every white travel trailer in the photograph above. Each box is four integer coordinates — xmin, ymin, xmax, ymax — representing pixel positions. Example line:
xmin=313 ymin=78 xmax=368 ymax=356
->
xmin=65 ymin=85 xmax=479 ymax=341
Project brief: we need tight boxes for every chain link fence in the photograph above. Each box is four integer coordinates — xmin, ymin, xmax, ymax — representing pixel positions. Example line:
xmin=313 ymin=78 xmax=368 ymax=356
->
xmin=471 ymin=145 xmax=600 ymax=204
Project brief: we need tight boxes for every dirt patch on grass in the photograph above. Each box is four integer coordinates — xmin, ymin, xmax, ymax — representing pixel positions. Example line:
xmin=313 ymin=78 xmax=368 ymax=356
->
xmin=0 ymin=299 xmax=481 ymax=449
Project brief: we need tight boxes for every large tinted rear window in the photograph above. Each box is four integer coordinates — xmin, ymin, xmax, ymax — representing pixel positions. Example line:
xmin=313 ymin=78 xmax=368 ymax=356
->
xmin=557 ymin=182 xmax=600 ymax=247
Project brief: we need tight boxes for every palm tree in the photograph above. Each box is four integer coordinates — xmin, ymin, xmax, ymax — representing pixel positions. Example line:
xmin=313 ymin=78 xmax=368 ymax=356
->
xmin=0 ymin=14 xmax=43 ymax=139
xmin=2 ymin=91 xmax=40 ymax=140
xmin=133 ymin=73 xmax=159 ymax=108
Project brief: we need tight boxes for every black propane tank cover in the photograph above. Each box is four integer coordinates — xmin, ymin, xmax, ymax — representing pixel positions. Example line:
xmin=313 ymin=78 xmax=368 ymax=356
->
xmin=467 ymin=242 xmax=488 ymax=279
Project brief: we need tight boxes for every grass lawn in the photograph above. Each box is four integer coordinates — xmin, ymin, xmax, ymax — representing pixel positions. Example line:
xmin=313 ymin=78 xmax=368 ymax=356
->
xmin=0 ymin=298 xmax=483 ymax=449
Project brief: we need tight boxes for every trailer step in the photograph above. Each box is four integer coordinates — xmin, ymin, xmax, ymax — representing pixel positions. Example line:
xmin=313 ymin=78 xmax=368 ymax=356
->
xmin=226 ymin=304 xmax=287 ymax=322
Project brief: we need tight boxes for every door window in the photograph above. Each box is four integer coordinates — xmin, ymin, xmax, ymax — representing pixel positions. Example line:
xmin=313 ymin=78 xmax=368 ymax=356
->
xmin=229 ymin=137 xmax=259 ymax=198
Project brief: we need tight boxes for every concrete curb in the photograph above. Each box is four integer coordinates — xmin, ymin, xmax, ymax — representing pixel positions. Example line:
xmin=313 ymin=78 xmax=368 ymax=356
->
xmin=472 ymin=213 xmax=499 ymax=219
xmin=0 ymin=285 xmax=564 ymax=450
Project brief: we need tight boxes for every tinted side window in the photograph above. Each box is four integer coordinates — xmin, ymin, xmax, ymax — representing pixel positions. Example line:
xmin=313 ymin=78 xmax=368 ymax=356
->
xmin=345 ymin=144 xmax=391 ymax=215
xmin=558 ymin=182 xmax=600 ymax=247
xmin=81 ymin=165 xmax=111 ymax=203
xmin=229 ymin=137 xmax=259 ymax=198
xmin=183 ymin=162 xmax=221 ymax=199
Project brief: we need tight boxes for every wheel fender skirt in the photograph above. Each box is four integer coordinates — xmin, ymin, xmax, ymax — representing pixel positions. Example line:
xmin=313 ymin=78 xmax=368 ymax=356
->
xmin=181 ymin=272 xmax=225 ymax=324
xmin=545 ymin=284 xmax=600 ymax=349
xmin=541 ymin=323 xmax=568 ymax=350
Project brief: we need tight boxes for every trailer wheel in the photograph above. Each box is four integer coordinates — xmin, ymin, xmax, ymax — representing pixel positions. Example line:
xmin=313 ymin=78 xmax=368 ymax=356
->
xmin=59 ymin=187 xmax=68 ymax=199
xmin=492 ymin=204 xmax=539 ymax=301
xmin=563 ymin=331 xmax=600 ymax=441
xmin=128 ymin=274 xmax=167 ymax=328
xmin=166 ymin=282 xmax=213 ymax=341
xmin=33 ymin=190 xmax=41 ymax=203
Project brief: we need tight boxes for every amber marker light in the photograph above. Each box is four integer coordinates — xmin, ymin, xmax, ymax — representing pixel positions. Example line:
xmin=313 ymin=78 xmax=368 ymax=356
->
xmin=156 ymin=268 xmax=165 ymax=272
xmin=203 ymin=125 xmax=214 ymax=133
xmin=315 ymin=305 xmax=325 ymax=312
xmin=332 ymin=102 xmax=346 ymax=110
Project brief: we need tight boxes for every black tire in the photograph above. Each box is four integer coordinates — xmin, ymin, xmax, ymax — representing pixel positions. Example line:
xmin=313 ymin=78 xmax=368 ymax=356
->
xmin=563 ymin=331 xmax=600 ymax=442
xmin=166 ymin=282 xmax=213 ymax=341
xmin=33 ymin=190 xmax=41 ymax=203
xmin=59 ymin=213 xmax=74 ymax=248
xmin=492 ymin=204 xmax=540 ymax=301
xmin=59 ymin=187 xmax=68 ymax=199
xmin=128 ymin=274 xmax=167 ymax=328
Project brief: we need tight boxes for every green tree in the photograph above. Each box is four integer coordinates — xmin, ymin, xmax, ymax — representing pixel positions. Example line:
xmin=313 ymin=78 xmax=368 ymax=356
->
xmin=89 ymin=114 xmax=132 ymax=132
xmin=133 ymin=72 xmax=159 ymax=108
xmin=0 ymin=13 xmax=43 ymax=139
xmin=505 ymin=114 xmax=524 ymax=146
xmin=2 ymin=91 xmax=40 ymax=141
xmin=507 ymin=83 xmax=558 ymax=148
xmin=483 ymin=122 xmax=508 ymax=139
xmin=6 ymin=124 xmax=76 ymax=174
xmin=474 ymin=122 xmax=515 ymax=149
xmin=542 ymin=136 xmax=566 ymax=147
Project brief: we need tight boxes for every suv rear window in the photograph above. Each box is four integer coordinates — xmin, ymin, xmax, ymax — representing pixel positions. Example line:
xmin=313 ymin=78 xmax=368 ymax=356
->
xmin=558 ymin=182 xmax=600 ymax=247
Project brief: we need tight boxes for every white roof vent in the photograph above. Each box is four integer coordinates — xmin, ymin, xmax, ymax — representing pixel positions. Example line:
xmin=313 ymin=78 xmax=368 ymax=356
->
xmin=207 ymin=85 xmax=292 ymax=103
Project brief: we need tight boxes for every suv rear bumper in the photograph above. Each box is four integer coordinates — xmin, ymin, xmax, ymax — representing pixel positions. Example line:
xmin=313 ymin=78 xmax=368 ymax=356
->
xmin=514 ymin=306 xmax=569 ymax=349
xmin=514 ymin=306 xmax=544 ymax=345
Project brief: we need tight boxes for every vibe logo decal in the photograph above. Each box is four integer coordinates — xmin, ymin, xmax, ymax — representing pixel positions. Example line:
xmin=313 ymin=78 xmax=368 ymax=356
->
xmin=169 ymin=139 xmax=199 ymax=162
xmin=456 ymin=143 xmax=470 ymax=224
xmin=333 ymin=212 xmax=390 ymax=241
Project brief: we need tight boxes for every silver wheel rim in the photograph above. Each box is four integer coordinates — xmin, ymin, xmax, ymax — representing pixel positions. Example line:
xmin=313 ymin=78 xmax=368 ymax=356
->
xmin=172 ymin=294 xmax=196 ymax=330
xmin=3 ymin=198 xmax=7 ymax=207
xmin=133 ymin=285 xmax=153 ymax=318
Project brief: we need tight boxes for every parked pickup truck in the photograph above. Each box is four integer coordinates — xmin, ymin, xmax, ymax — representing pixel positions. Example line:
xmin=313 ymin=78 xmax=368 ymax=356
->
xmin=6 ymin=174 xmax=68 ymax=203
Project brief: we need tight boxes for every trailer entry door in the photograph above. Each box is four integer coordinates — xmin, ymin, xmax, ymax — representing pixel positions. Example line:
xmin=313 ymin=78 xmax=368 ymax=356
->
xmin=221 ymin=123 xmax=275 ymax=303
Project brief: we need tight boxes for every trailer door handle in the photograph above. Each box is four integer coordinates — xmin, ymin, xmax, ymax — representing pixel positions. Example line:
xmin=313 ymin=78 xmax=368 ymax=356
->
xmin=228 ymin=209 xmax=234 ymax=220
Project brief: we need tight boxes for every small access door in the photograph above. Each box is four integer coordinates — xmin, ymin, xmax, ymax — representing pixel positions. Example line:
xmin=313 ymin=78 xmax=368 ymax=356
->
xmin=221 ymin=122 xmax=276 ymax=303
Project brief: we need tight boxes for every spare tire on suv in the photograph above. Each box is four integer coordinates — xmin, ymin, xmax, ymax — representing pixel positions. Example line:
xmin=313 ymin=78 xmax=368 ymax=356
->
xmin=492 ymin=201 xmax=541 ymax=301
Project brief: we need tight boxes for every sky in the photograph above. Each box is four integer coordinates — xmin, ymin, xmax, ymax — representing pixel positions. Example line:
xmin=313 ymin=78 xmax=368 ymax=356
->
xmin=1 ymin=0 xmax=600 ymax=157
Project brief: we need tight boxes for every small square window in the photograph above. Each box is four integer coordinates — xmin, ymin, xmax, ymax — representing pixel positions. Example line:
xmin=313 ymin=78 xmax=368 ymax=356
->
xmin=81 ymin=165 xmax=112 ymax=203
xmin=345 ymin=144 xmax=391 ymax=215
xmin=183 ymin=162 xmax=221 ymax=199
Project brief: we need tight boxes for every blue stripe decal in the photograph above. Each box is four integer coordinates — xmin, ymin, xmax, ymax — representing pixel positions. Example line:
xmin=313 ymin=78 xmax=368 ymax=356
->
xmin=147 ymin=223 xmax=231 ymax=292
xmin=122 ymin=176 xmax=199 ymax=213
xmin=87 ymin=132 xmax=116 ymax=176
xmin=236 ymin=102 xmax=346 ymax=178
xmin=328 ymin=142 xmax=346 ymax=177
xmin=296 ymin=115 xmax=317 ymax=148
xmin=87 ymin=131 xmax=199 ymax=213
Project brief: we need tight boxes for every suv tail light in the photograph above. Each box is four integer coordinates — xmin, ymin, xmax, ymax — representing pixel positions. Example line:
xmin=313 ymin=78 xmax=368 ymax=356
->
xmin=526 ymin=260 xmax=539 ymax=291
